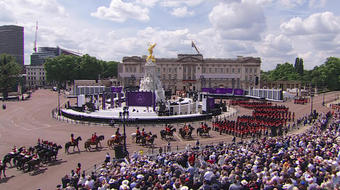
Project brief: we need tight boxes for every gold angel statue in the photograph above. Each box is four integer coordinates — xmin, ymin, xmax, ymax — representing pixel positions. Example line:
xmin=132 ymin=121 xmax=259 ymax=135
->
xmin=146 ymin=43 xmax=156 ymax=62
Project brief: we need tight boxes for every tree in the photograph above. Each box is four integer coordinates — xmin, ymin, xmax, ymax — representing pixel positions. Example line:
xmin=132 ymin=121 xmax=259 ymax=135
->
xmin=294 ymin=57 xmax=304 ymax=75
xmin=45 ymin=54 xmax=119 ymax=88
xmin=294 ymin=57 xmax=300 ymax=73
xmin=298 ymin=58 xmax=304 ymax=75
xmin=101 ymin=61 xmax=118 ymax=78
xmin=268 ymin=62 xmax=300 ymax=81
xmin=313 ymin=57 xmax=340 ymax=90
xmin=78 ymin=54 xmax=103 ymax=80
xmin=0 ymin=54 xmax=22 ymax=100
xmin=44 ymin=55 xmax=79 ymax=88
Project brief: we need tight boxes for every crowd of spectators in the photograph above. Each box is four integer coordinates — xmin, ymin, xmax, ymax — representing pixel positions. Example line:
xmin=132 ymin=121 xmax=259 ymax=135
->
xmin=59 ymin=110 xmax=340 ymax=190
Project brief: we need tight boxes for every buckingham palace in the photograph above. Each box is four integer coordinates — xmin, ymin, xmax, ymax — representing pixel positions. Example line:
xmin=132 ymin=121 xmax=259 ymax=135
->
xmin=119 ymin=54 xmax=261 ymax=93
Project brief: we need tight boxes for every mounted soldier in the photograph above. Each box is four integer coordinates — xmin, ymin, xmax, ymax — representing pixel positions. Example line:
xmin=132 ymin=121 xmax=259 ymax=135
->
xmin=91 ymin=132 xmax=97 ymax=143
xmin=70 ymin=134 xmax=75 ymax=146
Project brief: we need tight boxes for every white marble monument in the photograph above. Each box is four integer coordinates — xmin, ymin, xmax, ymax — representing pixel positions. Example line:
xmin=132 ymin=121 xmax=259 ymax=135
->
xmin=139 ymin=43 xmax=165 ymax=103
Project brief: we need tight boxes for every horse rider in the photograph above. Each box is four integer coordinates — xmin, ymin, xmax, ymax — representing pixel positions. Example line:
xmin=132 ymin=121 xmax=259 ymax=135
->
xmin=20 ymin=148 xmax=26 ymax=156
xmin=114 ymin=128 xmax=121 ymax=143
xmin=25 ymin=151 xmax=31 ymax=158
xmin=71 ymin=134 xmax=75 ymax=145
xmin=141 ymin=128 xmax=146 ymax=138
xmin=202 ymin=122 xmax=208 ymax=132
xmin=10 ymin=146 xmax=17 ymax=155
xmin=165 ymin=125 xmax=171 ymax=134
xmin=146 ymin=132 xmax=152 ymax=141
xmin=136 ymin=127 xmax=141 ymax=136
xmin=184 ymin=124 xmax=190 ymax=136
xmin=91 ymin=132 xmax=97 ymax=143
xmin=32 ymin=153 xmax=39 ymax=161
xmin=136 ymin=127 xmax=141 ymax=143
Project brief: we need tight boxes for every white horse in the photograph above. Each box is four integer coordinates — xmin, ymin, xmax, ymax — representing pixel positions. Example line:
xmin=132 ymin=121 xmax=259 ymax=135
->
xmin=131 ymin=133 xmax=136 ymax=142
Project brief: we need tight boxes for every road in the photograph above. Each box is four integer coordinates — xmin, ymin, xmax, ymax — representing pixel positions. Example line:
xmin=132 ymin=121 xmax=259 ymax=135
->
xmin=0 ymin=89 xmax=338 ymax=189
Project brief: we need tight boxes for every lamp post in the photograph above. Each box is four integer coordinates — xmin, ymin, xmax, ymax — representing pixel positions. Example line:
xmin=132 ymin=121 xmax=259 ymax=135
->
xmin=58 ymin=86 xmax=61 ymax=115
xmin=310 ymin=83 xmax=314 ymax=115
xmin=322 ymin=91 xmax=325 ymax=106
xmin=119 ymin=106 xmax=129 ymax=157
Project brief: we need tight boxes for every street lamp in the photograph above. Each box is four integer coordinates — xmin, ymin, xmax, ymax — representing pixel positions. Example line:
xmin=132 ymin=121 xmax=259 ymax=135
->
xmin=310 ymin=83 xmax=314 ymax=115
xmin=119 ymin=106 xmax=129 ymax=157
xmin=58 ymin=86 xmax=61 ymax=115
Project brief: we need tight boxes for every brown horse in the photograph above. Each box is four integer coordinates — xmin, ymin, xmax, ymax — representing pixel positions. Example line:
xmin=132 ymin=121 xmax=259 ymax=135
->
xmin=84 ymin=135 xmax=105 ymax=151
xmin=107 ymin=135 xmax=125 ymax=149
xmin=65 ymin=136 xmax=82 ymax=154
xmin=0 ymin=162 xmax=6 ymax=179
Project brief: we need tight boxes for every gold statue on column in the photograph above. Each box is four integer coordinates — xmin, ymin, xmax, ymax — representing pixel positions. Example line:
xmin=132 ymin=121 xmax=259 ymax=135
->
xmin=146 ymin=43 xmax=156 ymax=62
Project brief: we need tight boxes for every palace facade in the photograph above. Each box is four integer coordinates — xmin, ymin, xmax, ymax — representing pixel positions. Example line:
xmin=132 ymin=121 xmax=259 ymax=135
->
xmin=119 ymin=54 xmax=261 ymax=93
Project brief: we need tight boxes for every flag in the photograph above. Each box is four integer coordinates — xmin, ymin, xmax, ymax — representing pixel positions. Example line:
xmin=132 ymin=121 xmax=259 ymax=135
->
xmin=191 ymin=41 xmax=200 ymax=54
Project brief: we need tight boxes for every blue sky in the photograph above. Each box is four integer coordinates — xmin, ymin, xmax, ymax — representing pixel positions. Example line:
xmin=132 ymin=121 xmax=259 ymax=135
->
xmin=0 ymin=0 xmax=339 ymax=70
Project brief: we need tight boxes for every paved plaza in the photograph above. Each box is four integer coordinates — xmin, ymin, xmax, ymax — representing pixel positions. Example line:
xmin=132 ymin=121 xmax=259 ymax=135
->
xmin=0 ymin=89 xmax=338 ymax=189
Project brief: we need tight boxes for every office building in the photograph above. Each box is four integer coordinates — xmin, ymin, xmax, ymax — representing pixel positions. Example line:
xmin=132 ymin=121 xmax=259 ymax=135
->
xmin=31 ymin=46 xmax=81 ymax=66
xmin=0 ymin=25 xmax=24 ymax=66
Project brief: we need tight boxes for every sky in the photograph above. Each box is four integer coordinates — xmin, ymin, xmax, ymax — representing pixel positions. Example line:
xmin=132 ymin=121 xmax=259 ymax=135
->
xmin=0 ymin=0 xmax=339 ymax=71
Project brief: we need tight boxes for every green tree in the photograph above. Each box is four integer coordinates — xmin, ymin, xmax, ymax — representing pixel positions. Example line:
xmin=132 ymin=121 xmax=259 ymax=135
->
xmin=298 ymin=58 xmax=304 ymax=75
xmin=101 ymin=61 xmax=118 ymax=78
xmin=294 ymin=57 xmax=304 ymax=75
xmin=78 ymin=54 xmax=103 ymax=80
xmin=44 ymin=55 xmax=79 ymax=88
xmin=315 ymin=57 xmax=340 ymax=90
xmin=294 ymin=57 xmax=300 ymax=73
xmin=269 ymin=62 xmax=300 ymax=81
xmin=0 ymin=54 xmax=22 ymax=100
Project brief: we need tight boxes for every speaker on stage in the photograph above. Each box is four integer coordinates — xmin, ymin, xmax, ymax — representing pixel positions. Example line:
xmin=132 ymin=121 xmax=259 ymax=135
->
xmin=170 ymin=107 xmax=174 ymax=115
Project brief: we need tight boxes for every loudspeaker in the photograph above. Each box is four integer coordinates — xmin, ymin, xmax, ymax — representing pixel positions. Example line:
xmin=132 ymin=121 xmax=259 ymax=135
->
xmin=170 ymin=107 xmax=174 ymax=115
xmin=255 ymin=76 xmax=259 ymax=85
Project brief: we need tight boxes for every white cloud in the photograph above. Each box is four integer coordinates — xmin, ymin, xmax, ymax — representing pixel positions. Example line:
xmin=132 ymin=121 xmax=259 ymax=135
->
xmin=91 ymin=0 xmax=149 ymax=22
xmin=257 ymin=34 xmax=293 ymax=56
xmin=135 ymin=0 xmax=159 ymax=7
xmin=309 ymin=0 xmax=327 ymax=8
xmin=0 ymin=1 xmax=15 ymax=22
xmin=160 ymin=0 xmax=205 ymax=7
xmin=281 ymin=12 xmax=340 ymax=35
xmin=171 ymin=7 xmax=194 ymax=17
xmin=242 ymin=0 xmax=273 ymax=6
xmin=279 ymin=0 xmax=306 ymax=8
xmin=278 ymin=11 xmax=340 ymax=69
xmin=209 ymin=2 xmax=266 ymax=41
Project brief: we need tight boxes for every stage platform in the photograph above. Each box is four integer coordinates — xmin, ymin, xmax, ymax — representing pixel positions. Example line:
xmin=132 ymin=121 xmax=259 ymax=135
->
xmin=61 ymin=106 xmax=213 ymax=124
